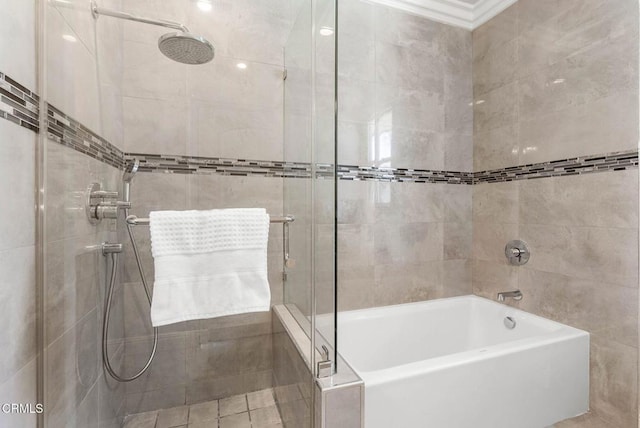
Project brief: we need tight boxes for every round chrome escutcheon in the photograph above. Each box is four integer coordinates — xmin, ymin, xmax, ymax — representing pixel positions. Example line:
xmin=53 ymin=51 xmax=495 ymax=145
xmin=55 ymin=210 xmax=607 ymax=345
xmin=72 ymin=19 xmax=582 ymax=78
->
xmin=504 ymin=316 xmax=516 ymax=329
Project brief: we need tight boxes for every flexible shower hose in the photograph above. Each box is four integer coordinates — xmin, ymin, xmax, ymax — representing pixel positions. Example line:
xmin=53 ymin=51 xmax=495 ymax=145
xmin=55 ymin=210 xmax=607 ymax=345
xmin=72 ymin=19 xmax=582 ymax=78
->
xmin=102 ymin=211 xmax=158 ymax=382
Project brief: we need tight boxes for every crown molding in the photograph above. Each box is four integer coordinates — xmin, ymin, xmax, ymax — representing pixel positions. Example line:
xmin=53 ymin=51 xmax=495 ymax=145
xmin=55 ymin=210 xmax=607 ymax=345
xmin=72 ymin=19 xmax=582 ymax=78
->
xmin=367 ymin=0 xmax=517 ymax=30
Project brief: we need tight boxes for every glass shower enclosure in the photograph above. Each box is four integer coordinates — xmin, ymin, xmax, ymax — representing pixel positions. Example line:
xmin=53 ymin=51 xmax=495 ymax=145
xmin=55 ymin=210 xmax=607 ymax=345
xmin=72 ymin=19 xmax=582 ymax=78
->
xmin=36 ymin=0 xmax=338 ymax=426
xmin=283 ymin=0 xmax=338 ymax=370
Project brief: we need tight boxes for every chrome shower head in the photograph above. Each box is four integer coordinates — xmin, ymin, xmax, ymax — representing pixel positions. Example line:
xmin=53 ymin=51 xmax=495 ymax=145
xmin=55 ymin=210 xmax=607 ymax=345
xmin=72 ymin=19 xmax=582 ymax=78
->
xmin=122 ymin=159 xmax=139 ymax=203
xmin=158 ymin=32 xmax=215 ymax=65
xmin=91 ymin=3 xmax=214 ymax=65
xmin=123 ymin=158 xmax=139 ymax=183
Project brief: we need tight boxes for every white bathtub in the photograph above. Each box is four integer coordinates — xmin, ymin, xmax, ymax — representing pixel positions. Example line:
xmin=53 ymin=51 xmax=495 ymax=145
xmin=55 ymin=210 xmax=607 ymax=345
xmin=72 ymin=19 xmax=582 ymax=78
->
xmin=336 ymin=295 xmax=589 ymax=428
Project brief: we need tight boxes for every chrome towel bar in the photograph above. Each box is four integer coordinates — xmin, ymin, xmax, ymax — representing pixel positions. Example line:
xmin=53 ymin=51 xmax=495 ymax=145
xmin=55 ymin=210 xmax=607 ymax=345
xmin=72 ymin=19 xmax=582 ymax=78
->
xmin=125 ymin=214 xmax=295 ymax=226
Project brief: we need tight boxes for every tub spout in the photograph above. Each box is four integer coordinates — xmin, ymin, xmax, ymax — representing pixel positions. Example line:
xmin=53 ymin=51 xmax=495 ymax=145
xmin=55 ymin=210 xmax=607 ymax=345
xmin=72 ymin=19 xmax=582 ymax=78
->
xmin=497 ymin=290 xmax=523 ymax=302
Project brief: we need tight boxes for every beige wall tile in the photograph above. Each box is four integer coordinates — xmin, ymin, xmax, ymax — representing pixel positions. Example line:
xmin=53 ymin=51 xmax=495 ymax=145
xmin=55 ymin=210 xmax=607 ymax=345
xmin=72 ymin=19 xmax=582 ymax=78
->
xmin=518 ymin=91 xmax=639 ymax=164
xmin=0 ymin=246 xmax=36 ymax=385
xmin=0 ymin=0 xmax=36 ymax=89
xmin=123 ymin=97 xmax=188 ymax=155
xmin=473 ymin=5 xmax=639 ymax=420
xmin=472 ymin=4 xmax=518 ymax=63
xmin=472 ymin=222 xmax=518 ymax=263
xmin=520 ymin=223 xmax=637 ymax=288
xmin=473 ymin=81 xmax=518 ymax=135
xmin=337 ymin=266 xmax=376 ymax=312
xmin=47 ymin=6 xmax=101 ymax=130
xmin=473 ymin=38 xmax=518 ymax=97
xmin=473 ymin=124 xmax=519 ymax=172
xmin=518 ymin=268 xmax=637 ymax=348
xmin=444 ymin=222 xmax=472 ymax=260
xmin=373 ymin=262 xmax=443 ymax=307
xmin=374 ymin=182 xmax=444 ymax=224
xmin=374 ymin=222 xmax=444 ymax=265
xmin=519 ymin=170 xmax=638 ymax=228
xmin=45 ymin=237 xmax=100 ymax=346
xmin=473 ymin=181 xmax=519 ymax=224
xmin=46 ymin=310 xmax=100 ymax=428
xmin=589 ymin=335 xmax=638 ymax=427
xmin=126 ymin=386 xmax=186 ymax=415
xmin=471 ymin=260 xmax=519 ymax=299
xmin=125 ymin=335 xmax=187 ymax=394
xmin=0 ymin=359 xmax=38 ymax=428
xmin=322 ymin=385 xmax=362 ymax=428
xmin=0 ymin=121 xmax=35 ymax=250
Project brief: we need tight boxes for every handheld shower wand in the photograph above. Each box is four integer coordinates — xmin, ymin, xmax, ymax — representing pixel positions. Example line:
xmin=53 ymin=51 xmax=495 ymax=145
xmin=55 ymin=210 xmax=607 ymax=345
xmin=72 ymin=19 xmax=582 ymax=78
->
xmin=122 ymin=158 xmax=139 ymax=203
xmin=102 ymin=158 xmax=158 ymax=382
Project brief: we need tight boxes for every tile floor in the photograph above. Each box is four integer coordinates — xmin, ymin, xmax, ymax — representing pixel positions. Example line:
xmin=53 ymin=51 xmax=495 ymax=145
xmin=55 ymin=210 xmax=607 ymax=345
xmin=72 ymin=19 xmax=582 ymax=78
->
xmin=123 ymin=388 xmax=283 ymax=428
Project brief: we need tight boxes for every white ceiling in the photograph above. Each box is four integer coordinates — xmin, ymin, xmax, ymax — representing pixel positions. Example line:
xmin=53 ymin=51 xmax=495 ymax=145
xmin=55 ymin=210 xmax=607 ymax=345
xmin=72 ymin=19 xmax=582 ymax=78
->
xmin=368 ymin=0 xmax=518 ymax=30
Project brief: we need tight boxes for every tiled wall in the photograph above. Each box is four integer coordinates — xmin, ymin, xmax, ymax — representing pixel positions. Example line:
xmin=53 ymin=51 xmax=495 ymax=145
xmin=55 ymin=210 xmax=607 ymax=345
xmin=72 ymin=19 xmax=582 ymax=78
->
xmin=4 ymin=0 xmax=637 ymax=427
xmin=471 ymin=0 xmax=639 ymax=426
xmin=43 ymin=0 xmax=127 ymax=427
xmin=336 ymin=0 xmax=474 ymax=311
xmin=117 ymin=0 xmax=304 ymax=413
xmin=272 ymin=311 xmax=313 ymax=428
xmin=121 ymin=173 xmax=285 ymax=412
xmin=0 ymin=1 xmax=37 ymax=428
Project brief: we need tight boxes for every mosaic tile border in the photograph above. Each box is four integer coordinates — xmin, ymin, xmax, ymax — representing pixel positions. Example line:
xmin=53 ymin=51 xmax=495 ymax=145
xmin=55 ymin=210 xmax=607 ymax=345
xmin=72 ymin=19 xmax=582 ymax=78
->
xmin=0 ymin=71 xmax=124 ymax=169
xmin=126 ymin=152 xmax=638 ymax=184
xmin=46 ymin=103 xmax=124 ymax=170
xmin=0 ymin=70 xmax=637 ymax=184
xmin=0 ymin=72 xmax=39 ymax=132
xmin=474 ymin=150 xmax=639 ymax=184
xmin=337 ymin=164 xmax=474 ymax=184
xmin=126 ymin=153 xmax=313 ymax=178
xmin=125 ymin=154 xmax=475 ymax=184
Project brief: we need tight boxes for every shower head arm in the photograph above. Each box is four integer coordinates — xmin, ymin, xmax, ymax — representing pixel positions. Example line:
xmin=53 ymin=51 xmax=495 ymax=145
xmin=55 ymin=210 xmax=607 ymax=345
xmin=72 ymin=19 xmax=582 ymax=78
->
xmin=91 ymin=2 xmax=190 ymax=33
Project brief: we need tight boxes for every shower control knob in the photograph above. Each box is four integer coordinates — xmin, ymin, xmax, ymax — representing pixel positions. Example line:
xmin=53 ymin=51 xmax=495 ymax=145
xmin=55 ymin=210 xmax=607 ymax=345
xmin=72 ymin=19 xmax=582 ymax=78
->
xmin=94 ymin=204 xmax=119 ymax=220
xmin=86 ymin=182 xmax=129 ymax=224
xmin=505 ymin=240 xmax=530 ymax=266
xmin=91 ymin=190 xmax=119 ymax=199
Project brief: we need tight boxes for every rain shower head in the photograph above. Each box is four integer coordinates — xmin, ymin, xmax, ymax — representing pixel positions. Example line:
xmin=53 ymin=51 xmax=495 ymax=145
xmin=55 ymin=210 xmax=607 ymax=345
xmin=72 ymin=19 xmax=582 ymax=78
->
xmin=91 ymin=2 xmax=215 ymax=65
xmin=158 ymin=32 xmax=215 ymax=65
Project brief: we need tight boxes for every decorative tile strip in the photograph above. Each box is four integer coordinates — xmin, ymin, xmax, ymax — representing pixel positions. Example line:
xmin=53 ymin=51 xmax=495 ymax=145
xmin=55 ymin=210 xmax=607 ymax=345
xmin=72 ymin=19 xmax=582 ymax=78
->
xmin=337 ymin=164 xmax=475 ymax=184
xmin=1 ymin=71 xmax=637 ymax=183
xmin=126 ymin=154 xmax=475 ymax=184
xmin=127 ymin=153 xmax=313 ymax=178
xmin=0 ymin=72 xmax=39 ymax=132
xmin=46 ymin=103 xmax=124 ymax=170
xmin=474 ymin=150 xmax=639 ymax=184
xmin=127 ymin=151 xmax=639 ymax=184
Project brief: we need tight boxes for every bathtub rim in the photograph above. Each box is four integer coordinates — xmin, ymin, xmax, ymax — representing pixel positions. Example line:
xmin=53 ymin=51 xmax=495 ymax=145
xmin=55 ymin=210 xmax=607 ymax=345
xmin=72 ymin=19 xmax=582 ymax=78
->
xmin=333 ymin=295 xmax=590 ymax=385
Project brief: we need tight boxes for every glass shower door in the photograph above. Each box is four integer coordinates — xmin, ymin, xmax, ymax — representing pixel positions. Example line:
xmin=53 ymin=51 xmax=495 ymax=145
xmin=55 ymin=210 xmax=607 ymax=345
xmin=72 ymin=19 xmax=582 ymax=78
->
xmin=282 ymin=0 xmax=337 ymax=371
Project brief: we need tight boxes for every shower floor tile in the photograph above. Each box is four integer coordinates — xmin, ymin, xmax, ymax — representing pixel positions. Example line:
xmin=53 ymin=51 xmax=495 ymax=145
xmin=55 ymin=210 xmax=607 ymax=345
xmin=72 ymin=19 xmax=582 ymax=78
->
xmin=122 ymin=388 xmax=282 ymax=428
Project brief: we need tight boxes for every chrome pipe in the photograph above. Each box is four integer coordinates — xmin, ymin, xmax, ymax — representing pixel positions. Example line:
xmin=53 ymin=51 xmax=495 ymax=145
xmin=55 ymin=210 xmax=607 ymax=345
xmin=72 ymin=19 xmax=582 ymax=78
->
xmin=91 ymin=2 xmax=190 ymax=33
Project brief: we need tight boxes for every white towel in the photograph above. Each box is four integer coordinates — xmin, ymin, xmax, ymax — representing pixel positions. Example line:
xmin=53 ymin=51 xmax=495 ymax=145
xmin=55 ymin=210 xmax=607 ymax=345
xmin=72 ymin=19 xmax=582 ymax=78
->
xmin=149 ymin=208 xmax=271 ymax=326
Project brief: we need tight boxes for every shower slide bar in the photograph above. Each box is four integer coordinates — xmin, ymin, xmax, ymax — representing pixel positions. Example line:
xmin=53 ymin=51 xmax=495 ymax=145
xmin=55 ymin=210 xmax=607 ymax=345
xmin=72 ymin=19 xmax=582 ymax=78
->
xmin=125 ymin=215 xmax=295 ymax=226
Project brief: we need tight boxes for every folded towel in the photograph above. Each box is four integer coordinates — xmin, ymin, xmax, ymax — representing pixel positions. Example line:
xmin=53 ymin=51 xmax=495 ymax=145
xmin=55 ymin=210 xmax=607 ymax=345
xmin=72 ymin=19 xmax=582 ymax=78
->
xmin=149 ymin=208 xmax=271 ymax=326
